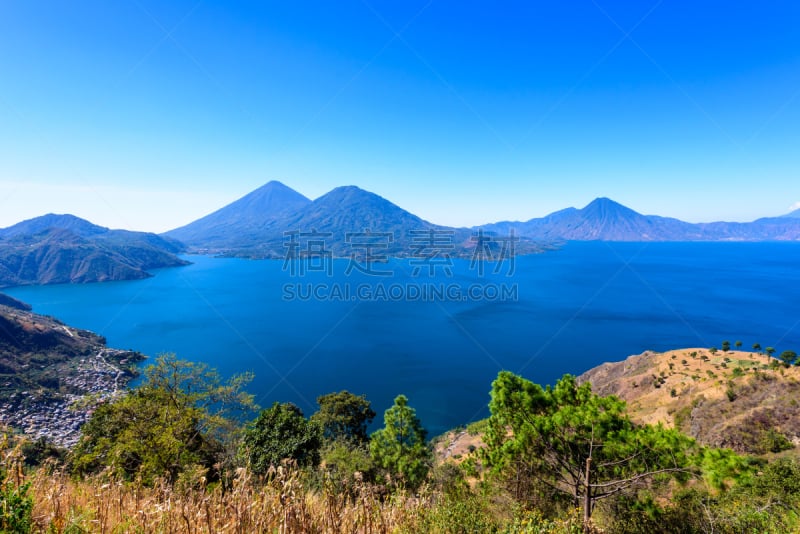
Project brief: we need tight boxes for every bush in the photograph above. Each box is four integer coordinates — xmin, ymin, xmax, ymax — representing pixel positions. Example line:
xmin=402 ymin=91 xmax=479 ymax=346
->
xmin=241 ymin=402 xmax=322 ymax=475
xmin=0 ymin=482 xmax=33 ymax=534
xmin=466 ymin=419 xmax=489 ymax=436
xmin=758 ymin=428 xmax=793 ymax=454
xmin=71 ymin=354 xmax=254 ymax=485
xmin=413 ymin=488 xmax=498 ymax=533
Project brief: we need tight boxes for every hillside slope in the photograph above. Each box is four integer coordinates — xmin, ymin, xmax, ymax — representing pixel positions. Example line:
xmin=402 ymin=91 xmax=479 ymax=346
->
xmin=0 ymin=215 xmax=188 ymax=287
xmin=164 ymin=180 xmax=312 ymax=250
xmin=435 ymin=347 xmax=800 ymax=463
xmin=579 ymin=348 xmax=800 ymax=454
xmin=0 ymin=298 xmax=144 ymax=446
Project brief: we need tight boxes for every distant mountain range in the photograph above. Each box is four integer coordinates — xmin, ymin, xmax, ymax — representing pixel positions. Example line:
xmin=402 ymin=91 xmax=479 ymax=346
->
xmin=0 ymin=214 xmax=188 ymax=287
xmin=3 ymin=182 xmax=799 ymax=286
xmin=481 ymin=196 xmax=800 ymax=241
xmin=164 ymin=182 xmax=800 ymax=257
xmin=164 ymin=181 xmax=551 ymax=258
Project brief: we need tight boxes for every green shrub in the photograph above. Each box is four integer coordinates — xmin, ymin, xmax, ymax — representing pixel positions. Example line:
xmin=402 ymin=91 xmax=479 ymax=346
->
xmin=759 ymin=428 xmax=793 ymax=454
xmin=1 ymin=439 xmax=33 ymax=534
xmin=0 ymin=482 xmax=33 ymax=533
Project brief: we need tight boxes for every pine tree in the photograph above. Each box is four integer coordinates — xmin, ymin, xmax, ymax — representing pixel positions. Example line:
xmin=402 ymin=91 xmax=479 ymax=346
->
xmin=370 ymin=395 xmax=432 ymax=489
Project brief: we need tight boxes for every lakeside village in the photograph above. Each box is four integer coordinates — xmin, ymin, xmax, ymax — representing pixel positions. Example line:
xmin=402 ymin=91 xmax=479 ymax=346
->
xmin=0 ymin=348 xmax=134 ymax=448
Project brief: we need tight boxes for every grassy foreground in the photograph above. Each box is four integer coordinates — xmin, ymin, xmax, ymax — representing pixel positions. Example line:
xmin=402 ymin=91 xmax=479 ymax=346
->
xmin=6 ymin=456 xmax=583 ymax=533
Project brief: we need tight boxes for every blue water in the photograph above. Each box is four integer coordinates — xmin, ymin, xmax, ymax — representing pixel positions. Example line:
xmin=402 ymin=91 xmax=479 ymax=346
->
xmin=6 ymin=241 xmax=800 ymax=436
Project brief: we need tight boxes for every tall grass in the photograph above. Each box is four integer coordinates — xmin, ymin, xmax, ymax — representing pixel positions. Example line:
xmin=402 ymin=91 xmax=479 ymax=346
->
xmin=27 ymin=465 xmax=436 ymax=533
xmin=17 ymin=464 xmax=585 ymax=533
xmin=0 ymin=431 xmax=579 ymax=533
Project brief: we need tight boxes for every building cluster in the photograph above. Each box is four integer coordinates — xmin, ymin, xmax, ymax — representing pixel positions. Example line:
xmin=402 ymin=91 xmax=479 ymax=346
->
xmin=0 ymin=349 xmax=133 ymax=448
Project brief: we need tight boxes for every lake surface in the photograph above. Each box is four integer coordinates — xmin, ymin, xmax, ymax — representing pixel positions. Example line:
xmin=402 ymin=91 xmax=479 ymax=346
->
xmin=6 ymin=241 xmax=800 ymax=436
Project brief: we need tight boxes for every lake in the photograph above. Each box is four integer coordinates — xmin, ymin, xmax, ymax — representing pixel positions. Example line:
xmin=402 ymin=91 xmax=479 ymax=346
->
xmin=6 ymin=241 xmax=800 ymax=436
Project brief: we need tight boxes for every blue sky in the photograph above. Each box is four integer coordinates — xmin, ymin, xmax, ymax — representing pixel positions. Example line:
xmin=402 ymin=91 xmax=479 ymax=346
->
xmin=1 ymin=1 xmax=799 ymax=232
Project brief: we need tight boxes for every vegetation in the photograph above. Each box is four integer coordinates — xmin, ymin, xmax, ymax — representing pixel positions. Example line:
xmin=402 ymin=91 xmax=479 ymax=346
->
xmin=71 ymin=354 xmax=254 ymax=484
xmin=312 ymin=391 xmax=377 ymax=488
xmin=369 ymin=394 xmax=433 ymax=490
xmin=241 ymin=402 xmax=322 ymax=474
xmin=484 ymin=372 xmax=696 ymax=525
xmin=780 ymin=350 xmax=798 ymax=367
xmin=3 ymin=349 xmax=800 ymax=532
xmin=311 ymin=390 xmax=375 ymax=445
xmin=1 ymin=435 xmax=33 ymax=533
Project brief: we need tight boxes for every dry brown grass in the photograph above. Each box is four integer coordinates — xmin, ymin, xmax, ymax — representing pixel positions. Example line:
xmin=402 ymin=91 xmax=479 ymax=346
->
xmin=25 ymin=464 xmax=433 ymax=533
xmin=580 ymin=348 xmax=800 ymax=454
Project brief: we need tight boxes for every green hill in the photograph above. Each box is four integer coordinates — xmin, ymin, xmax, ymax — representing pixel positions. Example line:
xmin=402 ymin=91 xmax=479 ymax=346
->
xmin=0 ymin=214 xmax=188 ymax=287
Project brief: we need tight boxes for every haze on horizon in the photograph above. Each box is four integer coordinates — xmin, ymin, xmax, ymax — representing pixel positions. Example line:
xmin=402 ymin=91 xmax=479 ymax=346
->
xmin=1 ymin=1 xmax=799 ymax=233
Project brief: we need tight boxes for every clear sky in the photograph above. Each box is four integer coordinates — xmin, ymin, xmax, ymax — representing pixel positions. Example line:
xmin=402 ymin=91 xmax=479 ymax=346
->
xmin=1 ymin=1 xmax=799 ymax=232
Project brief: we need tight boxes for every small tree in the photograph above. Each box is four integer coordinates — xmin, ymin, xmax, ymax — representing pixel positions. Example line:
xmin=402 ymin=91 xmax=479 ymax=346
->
xmin=241 ymin=403 xmax=322 ymax=475
xmin=370 ymin=395 xmax=432 ymax=490
xmin=752 ymin=343 xmax=762 ymax=352
xmin=735 ymin=340 xmax=742 ymax=350
xmin=320 ymin=440 xmax=375 ymax=486
xmin=71 ymin=354 xmax=254 ymax=484
xmin=721 ymin=341 xmax=731 ymax=352
xmin=766 ymin=347 xmax=776 ymax=358
xmin=780 ymin=350 xmax=798 ymax=367
xmin=311 ymin=391 xmax=376 ymax=445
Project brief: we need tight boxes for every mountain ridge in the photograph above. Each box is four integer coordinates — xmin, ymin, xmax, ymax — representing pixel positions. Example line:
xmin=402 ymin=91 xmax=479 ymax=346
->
xmin=163 ymin=183 xmax=800 ymax=258
xmin=164 ymin=180 xmax=312 ymax=249
xmin=6 ymin=184 xmax=800 ymax=272
xmin=0 ymin=215 xmax=189 ymax=288
xmin=163 ymin=181 xmax=537 ymax=258
xmin=782 ymin=208 xmax=800 ymax=219
xmin=0 ymin=213 xmax=109 ymax=239
xmin=477 ymin=196 xmax=800 ymax=241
